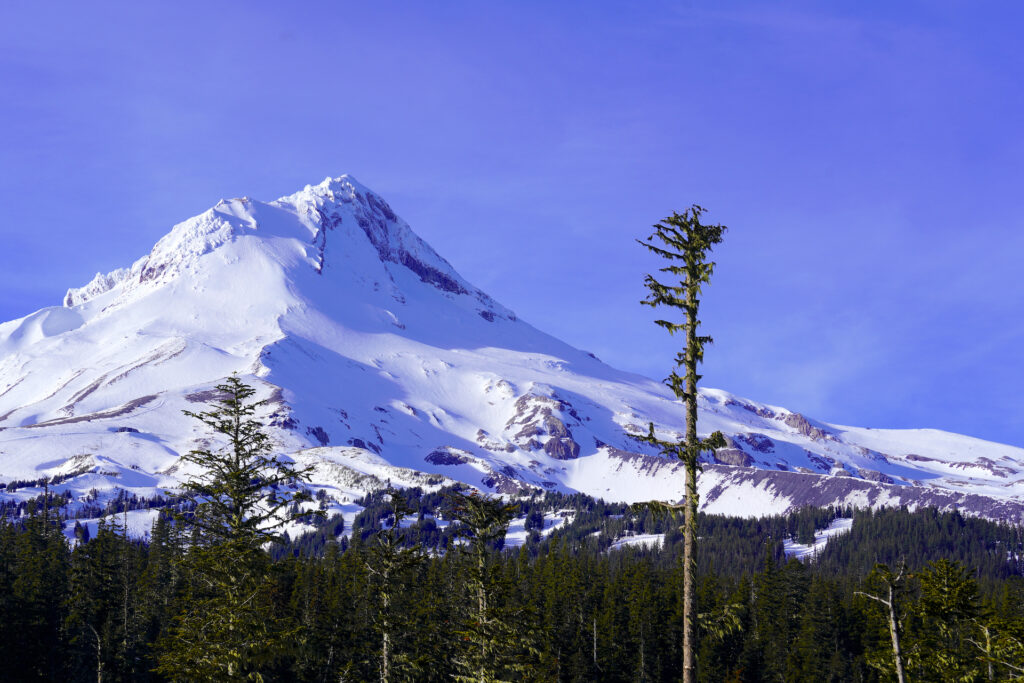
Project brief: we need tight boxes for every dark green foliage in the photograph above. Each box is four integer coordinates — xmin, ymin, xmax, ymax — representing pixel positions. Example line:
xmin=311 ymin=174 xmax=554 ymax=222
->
xmin=909 ymin=559 xmax=982 ymax=681
xmin=447 ymin=490 xmax=539 ymax=682
xmin=2 ymin=477 xmax=1024 ymax=681
xmin=363 ymin=488 xmax=426 ymax=682
xmin=175 ymin=375 xmax=315 ymax=545
xmin=816 ymin=505 xmax=1024 ymax=579
xmin=66 ymin=516 xmax=150 ymax=681
xmin=0 ymin=492 xmax=70 ymax=681
xmin=155 ymin=376 xmax=316 ymax=681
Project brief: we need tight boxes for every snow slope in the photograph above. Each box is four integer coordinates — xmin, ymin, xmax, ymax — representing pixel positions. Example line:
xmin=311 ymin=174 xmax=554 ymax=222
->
xmin=783 ymin=518 xmax=853 ymax=561
xmin=1 ymin=175 xmax=1023 ymax=523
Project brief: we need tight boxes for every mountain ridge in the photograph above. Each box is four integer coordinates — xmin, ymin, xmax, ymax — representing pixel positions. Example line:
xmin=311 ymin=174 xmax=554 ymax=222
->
xmin=1 ymin=175 xmax=1022 ymax=529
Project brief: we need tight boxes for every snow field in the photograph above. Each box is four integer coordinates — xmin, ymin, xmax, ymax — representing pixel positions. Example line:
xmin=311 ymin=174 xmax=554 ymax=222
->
xmin=782 ymin=517 xmax=854 ymax=561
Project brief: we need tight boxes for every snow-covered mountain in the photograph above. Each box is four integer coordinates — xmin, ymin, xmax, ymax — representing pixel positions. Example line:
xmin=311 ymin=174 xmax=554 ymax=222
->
xmin=1 ymin=175 xmax=1022 ymax=524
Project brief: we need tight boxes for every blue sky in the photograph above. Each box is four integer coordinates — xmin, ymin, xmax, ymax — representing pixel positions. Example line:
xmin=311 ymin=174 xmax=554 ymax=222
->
xmin=1 ymin=1 xmax=1022 ymax=445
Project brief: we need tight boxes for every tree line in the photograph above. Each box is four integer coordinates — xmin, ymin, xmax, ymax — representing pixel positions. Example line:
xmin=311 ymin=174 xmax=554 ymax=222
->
xmin=2 ymin=490 xmax=1024 ymax=681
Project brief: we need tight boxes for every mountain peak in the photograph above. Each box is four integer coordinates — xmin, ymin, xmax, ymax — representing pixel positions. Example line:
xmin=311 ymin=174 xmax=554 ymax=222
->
xmin=308 ymin=174 xmax=370 ymax=200
xmin=273 ymin=174 xmax=371 ymax=208
xmin=60 ymin=175 xmax=511 ymax=320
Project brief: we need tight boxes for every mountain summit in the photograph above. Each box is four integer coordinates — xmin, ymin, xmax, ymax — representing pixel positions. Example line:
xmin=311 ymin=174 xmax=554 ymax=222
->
xmin=1 ymin=176 xmax=1023 ymax=524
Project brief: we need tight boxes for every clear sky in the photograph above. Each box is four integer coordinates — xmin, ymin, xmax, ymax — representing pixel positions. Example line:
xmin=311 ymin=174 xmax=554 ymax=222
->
xmin=1 ymin=1 xmax=1022 ymax=446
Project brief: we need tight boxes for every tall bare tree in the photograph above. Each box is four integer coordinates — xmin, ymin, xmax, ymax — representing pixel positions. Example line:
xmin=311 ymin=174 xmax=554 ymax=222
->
xmin=855 ymin=563 xmax=908 ymax=683
xmin=635 ymin=206 xmax=726 ymax=683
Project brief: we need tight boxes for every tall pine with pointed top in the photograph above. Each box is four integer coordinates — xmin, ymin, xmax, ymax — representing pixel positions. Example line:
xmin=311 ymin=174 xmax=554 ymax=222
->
xmin=636 ymin=206 xmax=726 ymax=683
xmin=156 ymin=375 xmax=316 ymax=682
xmin=363 ymin=488 xmax=425 ymax=683
xmin=448 ymin=490 xmax=537 ymax=683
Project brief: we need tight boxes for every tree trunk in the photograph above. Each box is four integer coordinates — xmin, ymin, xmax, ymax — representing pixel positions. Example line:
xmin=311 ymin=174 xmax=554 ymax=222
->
xmin=478 ymin=548 xmax=487 ymax=683
xmin=857 ymin=582 xmax=906 ymax=683
xmin=88 ymin=624 xmax=103 ymax=683
xmin=682 ymin=275 xmax=699 ymax=683
xmin=886 ymin=582 xmax=906 ymax=683
xmin=380 ymin=581 xmax=391 ymax=683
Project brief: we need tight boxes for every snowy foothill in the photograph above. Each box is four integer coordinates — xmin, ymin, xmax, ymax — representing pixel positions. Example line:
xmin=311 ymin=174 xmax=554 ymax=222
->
xmin=62 ymin=508 xmax=163 ymax=546
xmin=782 ymin=517 xmax=854 ymax=561
xmin=608 ymin=533 xmax=665 ymax=551
xmin=503 ymin=510 xmax=574 ymax=548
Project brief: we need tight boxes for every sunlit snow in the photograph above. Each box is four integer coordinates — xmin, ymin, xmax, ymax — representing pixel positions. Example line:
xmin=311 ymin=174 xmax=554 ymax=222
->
xmin=783 ymin=517 xmax=854 ymax=561
xmin=1 ymin=175 xmax=1022 ymax=540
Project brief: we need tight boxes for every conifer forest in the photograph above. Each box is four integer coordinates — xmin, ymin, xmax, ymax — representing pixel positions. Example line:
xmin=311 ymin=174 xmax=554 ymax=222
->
xmin=3 ymin=482 xmax=1024 ymax=681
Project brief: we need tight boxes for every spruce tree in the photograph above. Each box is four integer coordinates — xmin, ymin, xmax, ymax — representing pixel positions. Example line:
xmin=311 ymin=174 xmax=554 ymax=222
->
xmin=155 ymin=375 xmax=315 ymax=682
xmin=635 ymin=206 xmax=727 ymax=683
xmin=915 ymin=558 xmax=981 ymax=680
xmin=855 ymin=563 xmax=909 ymax=683
xmin=448 ymin=490 xmax=534 ymax=682
xmin=66 ymin=515 xmax=148 ymax=682
xmin=363 ymin=487 xmax=424 ymax=682
xmin=3 ymin=491 xmax=71 ymax=680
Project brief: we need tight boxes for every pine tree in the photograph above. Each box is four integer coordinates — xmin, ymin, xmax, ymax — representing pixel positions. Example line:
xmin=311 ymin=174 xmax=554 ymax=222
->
xmin=155 ymin=376 xmax=316 ymax=682
xmin=448 ymin=490 xmax=535 ymax=682
xmin=855 ymin=563 xmax=909 ymax=683
xmin=66 ymin=515 xmax=148 ymax=682
xmin=363 ymin=487 xmax=425 ymax=682
xmin=915 ymin=558 xmax=982 ymax=680
xmin=635 ymin=206 xmax=727 ymax=683
xmin=9 ymin=491 xmax=71 ymax=680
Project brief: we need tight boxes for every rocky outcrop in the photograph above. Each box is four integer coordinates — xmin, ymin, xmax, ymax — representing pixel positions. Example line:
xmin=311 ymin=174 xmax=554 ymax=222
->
xmin=806 ymin=452 xmax=835 ymax=472
xmin=23 ymin=395 xmax=158 ymax=429
xmin=780 ymin=412 xmax=834 ymax=442
xmin=701 ymin=465 xmax=1024 ymax=523
xmin=857 ymin=468 xmax=895 ymax=484
xmin=606 ymin=447 xmax=683 ymax=479
xmin=505 ymin=393 xmax=582 ymax=460
xmin=347 ymin=437 xmax=380 ymax=454
xmin=425 ymin=448 xmax=473 ymax=466
xmin=725 ymin=399 xmax=776 ymax=419
xmin=544 ymin=436 xmax=581 ymax=460
xmin=337 ymin=188 xmax=470 ymax=296
xmin=479 ymin=463 xmax=537 ymax=495
xmin=736 ymin=432 xmax=775 ymax=453
xmin=306 ymin=426 xmax=330 ymax=446
xmin=475 ymin=429 xmax=516 ymax=453
xmin=714 ymin=448 xmax=755 ymax=467
xmin=950 ymin=457 xmax=1019 ymax=479
xmin=856 ymin=447 xmax=891 ymax=463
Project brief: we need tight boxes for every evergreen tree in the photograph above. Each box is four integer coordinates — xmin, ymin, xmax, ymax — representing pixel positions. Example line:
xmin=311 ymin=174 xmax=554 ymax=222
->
xmin=914 ymin=558 xmax=982 ymax=680
xmin=855 ymin=563 xmax=909 ymax=683
xmin=448 ymin=490 xmax=535 ymax=682
xmin=635 ymin=206 xmax=727 ymax=683
xmin=363 ymin=488 xmax=425 ymax=682
xmin=136 ymin=512 xmax=184 ymax=676
xmin=66 ymin=515 xmax=149 ymax=682
xmin=7 ymin=491 xmax=71 ymax=680
xmin=155 ymin=376 xmax=315 ymax=681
